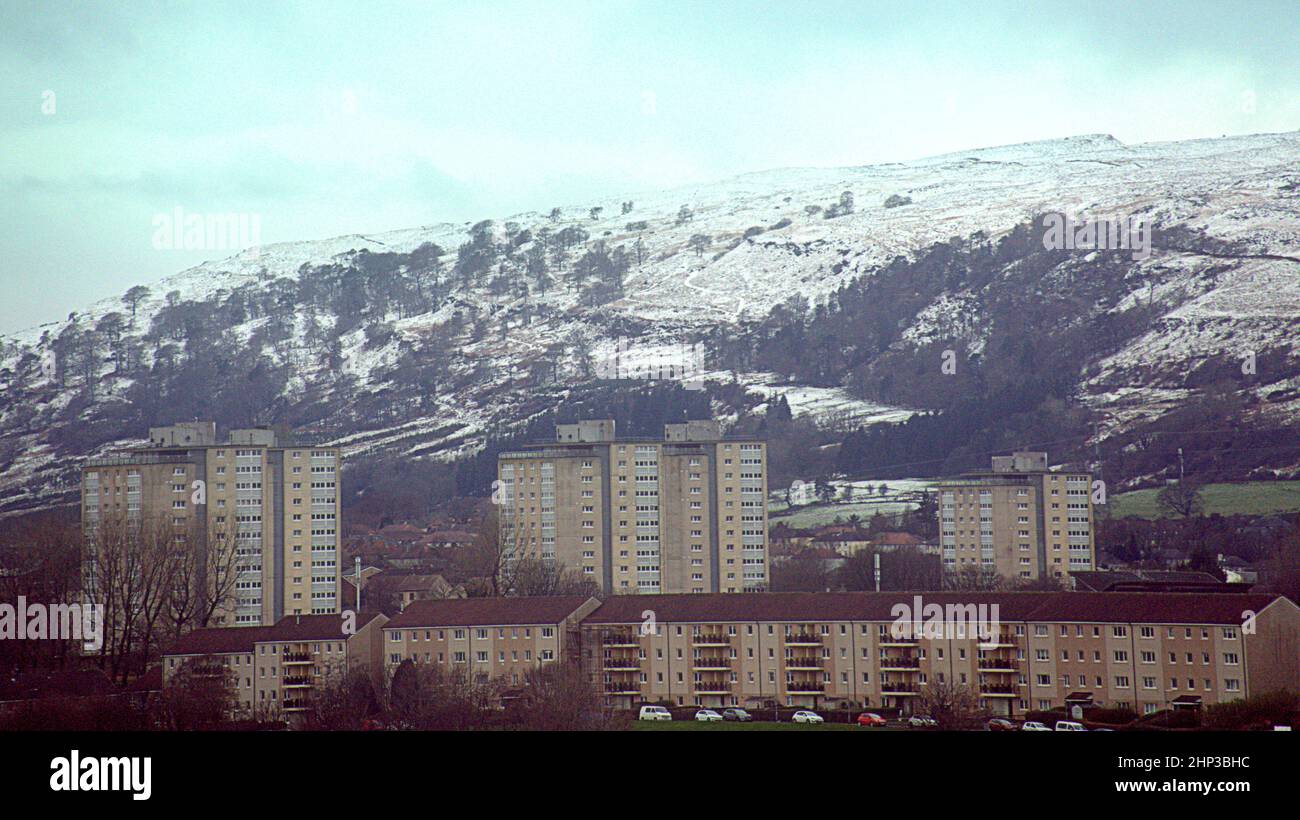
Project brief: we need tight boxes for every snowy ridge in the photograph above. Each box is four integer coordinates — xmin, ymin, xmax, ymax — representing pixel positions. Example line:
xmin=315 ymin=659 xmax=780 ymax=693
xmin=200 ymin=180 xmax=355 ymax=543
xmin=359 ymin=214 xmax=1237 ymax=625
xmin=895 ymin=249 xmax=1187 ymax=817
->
xmin=2 ymin=130 xmax=1299 ymax=511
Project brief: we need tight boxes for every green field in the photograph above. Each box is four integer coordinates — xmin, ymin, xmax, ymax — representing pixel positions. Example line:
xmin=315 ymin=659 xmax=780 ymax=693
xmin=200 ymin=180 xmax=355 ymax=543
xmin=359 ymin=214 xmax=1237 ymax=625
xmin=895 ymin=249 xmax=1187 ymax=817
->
xmin=631 ymin=720 xmax=885 ymax=731
xmin=768 ymin=501 xmax=906 ymax=529
xmin=1107 ymin=481 xmax=1300 ymax=519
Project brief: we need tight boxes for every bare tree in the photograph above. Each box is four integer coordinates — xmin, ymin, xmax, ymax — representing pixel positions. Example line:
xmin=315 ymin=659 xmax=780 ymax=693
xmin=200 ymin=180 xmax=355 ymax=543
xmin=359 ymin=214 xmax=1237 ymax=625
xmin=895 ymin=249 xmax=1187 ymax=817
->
xmin=508 ymin=662 xmax=623 ymax=730
xmin=1156 ymin=480 xmax=1205 ymax=518
xmin=917 ymin=681 xmax=980 ymax=729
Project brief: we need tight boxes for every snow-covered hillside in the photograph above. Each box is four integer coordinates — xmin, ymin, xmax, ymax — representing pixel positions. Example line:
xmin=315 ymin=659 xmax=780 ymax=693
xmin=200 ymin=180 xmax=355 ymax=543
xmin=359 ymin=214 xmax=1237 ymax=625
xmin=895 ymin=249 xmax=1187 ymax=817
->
xmin=2 ymin=130 xmax=1298 ymax=512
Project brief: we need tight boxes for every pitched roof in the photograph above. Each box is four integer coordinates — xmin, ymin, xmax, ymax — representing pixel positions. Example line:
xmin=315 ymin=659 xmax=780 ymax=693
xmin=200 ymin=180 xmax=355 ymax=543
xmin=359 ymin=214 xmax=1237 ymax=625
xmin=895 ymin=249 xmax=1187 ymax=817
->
xmin=582 ymin=592 xmax=1052 ymax=624
xmin=1016 ymin=592 xmax=1277 ymax=625
xmin=385 ymin=596 xmax=593 ymax=629
xmin=580 ymin=591 xmax=1287 ymax=626
xmin=164 ymin=612 xmax=384 ymax=656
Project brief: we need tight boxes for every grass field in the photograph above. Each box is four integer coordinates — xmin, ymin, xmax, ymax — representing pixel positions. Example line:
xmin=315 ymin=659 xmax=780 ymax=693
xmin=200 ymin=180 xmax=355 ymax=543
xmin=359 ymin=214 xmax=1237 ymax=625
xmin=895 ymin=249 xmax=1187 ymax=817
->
xmin=631 ymin=720 xmax=891 ymax=731
xmin=1107 ymin=481 xmax=1300 ymax=519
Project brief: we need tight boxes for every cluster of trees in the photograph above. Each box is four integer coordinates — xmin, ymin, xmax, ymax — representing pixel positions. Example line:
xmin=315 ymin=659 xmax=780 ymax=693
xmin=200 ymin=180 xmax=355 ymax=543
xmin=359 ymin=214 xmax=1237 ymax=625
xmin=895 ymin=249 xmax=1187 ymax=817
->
xmin=0 ymin=509 xmax=240 ymax=685
xmin=705 ymin=217 xmax=1290 ymax=486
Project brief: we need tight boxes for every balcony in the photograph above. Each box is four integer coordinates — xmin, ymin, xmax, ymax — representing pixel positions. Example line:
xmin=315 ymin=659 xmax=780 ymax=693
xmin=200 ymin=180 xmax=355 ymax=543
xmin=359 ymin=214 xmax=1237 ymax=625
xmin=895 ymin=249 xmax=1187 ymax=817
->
xmin=979 ymin=684 xmax=1020 ymax=696
xmin=601 ymin=633 xmax=641 ymax=647
xmin=282 ymin=675 xmax=313 ymax=687
xmin=282 ymin=699 xmax=309 ymax=711
xmin=604 ymin=685 xmax=640 ymax=695
xmin=879 ymin=682 xmax=920 ymax=694
xmin=282 ymin=652 xmax=312 ymax=664
xmin=694 ymin=681 xmax=731 ymax=694
xmin=980 ymin=634 xmax=1018 ymax=648
xmin=878 ymin=657 xmax=920 ymax=670
xmin=978 ymin=659 xmax=1019 ymax=672
xmin=878 ymin=635 xmax=919 ymax=647
xmin=692 ymin=657 xmax=731 ymax=671
xmin=692 ymin=633 xmax=731 ymax=646
xmin=601 ymin=659 xmax=640 ymax=670
xmin=783 ymin=632 xmax=822 ymax=646
xmin=786 ymin=681 xmax=825 ymax=693
xmin=785 ymin=658 xmax=823 ymax=671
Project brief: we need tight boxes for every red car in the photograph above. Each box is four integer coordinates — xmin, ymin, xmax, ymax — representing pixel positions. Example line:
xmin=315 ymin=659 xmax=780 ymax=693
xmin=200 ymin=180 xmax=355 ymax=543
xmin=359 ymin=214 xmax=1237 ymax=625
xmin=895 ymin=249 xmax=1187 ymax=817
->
xmin=986 ymin=718 xmax=1017 ymax=732
xmin=857 ymin=712 xmax=887 ymax=727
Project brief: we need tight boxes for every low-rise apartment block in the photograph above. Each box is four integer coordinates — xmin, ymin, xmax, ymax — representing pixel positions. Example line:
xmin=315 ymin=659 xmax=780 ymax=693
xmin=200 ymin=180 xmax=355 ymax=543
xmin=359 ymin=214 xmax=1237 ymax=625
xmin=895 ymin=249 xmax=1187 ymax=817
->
xmin=497 ymin=419 xmax=768 ymax=595
xmin=162 ymin=612 xmax=387 ymax=719
xmin=579 ymin=591 xmax=1298 ymax=717
xmin=937 ymin=451 xmax=1096 ymax=581
xmin=382 ymin=595 xmax=600 ymax=687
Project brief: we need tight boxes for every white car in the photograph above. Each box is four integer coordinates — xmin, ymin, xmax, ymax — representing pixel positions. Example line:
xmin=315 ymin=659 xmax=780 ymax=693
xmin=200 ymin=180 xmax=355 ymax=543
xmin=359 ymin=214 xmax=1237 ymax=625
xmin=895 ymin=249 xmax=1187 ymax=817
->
xmin=638 ymin=705 xmax=673 ymax=721
xmin=791 ymin=710 xmax=824 ymax=724
xmin=1054 ymin=720 xmax=1087 ymax=732
xmin=1020 ymin=721 xmax=1052 ymax=731
xmin=694 ymin=709 xmax=723 ymax=722
xmin=907 ymin=715 xmax=938 ymax=728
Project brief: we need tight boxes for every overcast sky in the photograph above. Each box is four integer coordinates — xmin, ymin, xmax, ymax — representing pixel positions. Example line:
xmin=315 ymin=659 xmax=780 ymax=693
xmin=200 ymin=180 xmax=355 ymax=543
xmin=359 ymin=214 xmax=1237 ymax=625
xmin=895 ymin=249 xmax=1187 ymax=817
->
xmin=2 ymin=0 xmax=1298 ymax=334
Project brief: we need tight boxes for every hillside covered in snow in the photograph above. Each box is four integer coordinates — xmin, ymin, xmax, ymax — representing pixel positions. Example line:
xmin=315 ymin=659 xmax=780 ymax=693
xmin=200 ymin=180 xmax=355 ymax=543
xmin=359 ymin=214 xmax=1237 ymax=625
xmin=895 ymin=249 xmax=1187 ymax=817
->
xmin=2 ymin=130 xmax=1298 ymax=513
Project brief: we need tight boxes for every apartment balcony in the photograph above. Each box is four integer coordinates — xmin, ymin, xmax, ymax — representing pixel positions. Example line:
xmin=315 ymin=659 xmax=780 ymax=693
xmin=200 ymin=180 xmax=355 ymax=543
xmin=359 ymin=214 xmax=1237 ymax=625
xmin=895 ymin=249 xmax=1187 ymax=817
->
xmin=879 ymin=682 xmax=920 ymax=694
xmin=601 ymin=659 xmax=640 ymax=670
xmin=190 ymin=665 xmax=226 ymax=677
xmin=878 ymin=635 xmax=919 ymax=647
xmin=981 ymin=634 xmax=1019 ymax=648
xmin=783 ymin=632 xmax=822 ymax=646
xmin=979 ymin=684 xmax=1020 ymax=696
xmin=786 ymin=681 xmax=825 ymax=693
xmin=692 ymin=657 xmax=731 ymax=671
xmin=878 ymin=656 xmax=920 ymax=670
xmin=282 ymin=699 xmax=309 ymax=711
xmin=784 ymin=658 xmax=823 ymax=671
xmin=604 ymin=684 xmax=641 ymax=695
xmin=692 ymin=633 xmax=731 ymax=646
xmin=977 ymin=659 xmax=1020 ymax=672
xmin=282 ymin=652 xmax=313 ymax=664
xmin=601 ymin=632 xmax=641 ymax=647
xmin=282 ymin=675 xmax=313 ymax=687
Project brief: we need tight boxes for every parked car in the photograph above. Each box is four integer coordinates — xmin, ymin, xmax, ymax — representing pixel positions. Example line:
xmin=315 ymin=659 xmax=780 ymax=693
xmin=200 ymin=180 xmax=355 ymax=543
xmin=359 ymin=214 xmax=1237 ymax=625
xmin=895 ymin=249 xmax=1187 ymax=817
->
xmin=638 ymin=705 xmax=673 ymax=721
xmin=907 ymin=715 xmax=938 ymax=728
xmin=721 ymin=708 xmax=753 ymax=722
xmin=986 ymin=718 xmax=1017 ymax=732
xmin=1054 ymin=720 xmax=1087 ymax=732
xmin=857 ymin=712 xmax=887 ymax=727
xmin=1020 ymin=721 xmax=1052 ymax=731
xmin=694 ymin=709 xmax=723 ymax=722
xmin=791 ymin=710 xmax=824 ymax=724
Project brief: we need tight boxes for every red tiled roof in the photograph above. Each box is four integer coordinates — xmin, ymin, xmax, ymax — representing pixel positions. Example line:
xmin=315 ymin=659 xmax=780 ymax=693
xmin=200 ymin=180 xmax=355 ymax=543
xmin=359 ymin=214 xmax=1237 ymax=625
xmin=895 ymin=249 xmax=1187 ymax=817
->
xmin=164 ymin=612 xmax=384 ymax=656
xmin=580 ymin=591 xmax=1288 ymax=626
xmin=385 ymin=596 xmax=594 ymax=629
